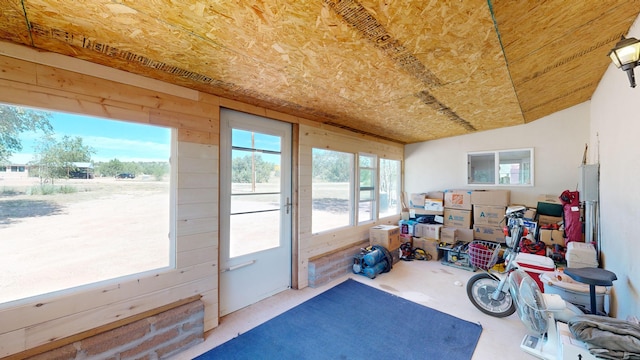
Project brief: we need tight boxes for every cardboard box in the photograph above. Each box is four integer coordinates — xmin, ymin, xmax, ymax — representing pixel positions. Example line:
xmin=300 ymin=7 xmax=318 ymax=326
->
xmin=524 ymin=207 xmax=537 ymax=220
xmin=415 ymin=223 xmax=442 ymax=240
xmin=412 ymin=237 xmax=441 ymax=260
xmin=413 ymin=208 xmax=444 ymax=216
xmin=444 ymin=190 xmax=472 ymax=210
xmin=400 ymin=234 xmax=413 ymax=246
xmin=444 ymin=208 xmax=472 ymax=229
xmin=538 ymin=215 xmax=563 ymax=226
xmin=398 ymin=220 xmax=418 ymax=236
xmin=441 ymin=227 xmax=456 ymax=244
xmin=369 ymin=225 xmax=401 ymax=250
xmin=424 ymin=198 xmax=444 ymax=212
xmin=426 ymin=191 xmax=444 ymax=200
xmin=538 ymin=194 xmax=563 ymax=205
xmin=456 ymin=228 xmax=474 ymax=242
xmin=539 ymin=229 xmax=565 ymax=247
xmin=473 ymin=205 xmax=506 ymax=226
xmin=473 ymin=225 xmax=505 ymax=242
xmin=409 ymin=193 xmax=425 ymax=208
xmin=471 ymin=190 xmax=510 ymax=206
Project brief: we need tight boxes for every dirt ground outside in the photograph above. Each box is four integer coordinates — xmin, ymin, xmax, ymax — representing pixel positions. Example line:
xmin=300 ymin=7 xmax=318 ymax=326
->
xmin=0 ymin=176 xmax=388 ymax=305
xmin=0 ymin=176 xmax=170 ymax=304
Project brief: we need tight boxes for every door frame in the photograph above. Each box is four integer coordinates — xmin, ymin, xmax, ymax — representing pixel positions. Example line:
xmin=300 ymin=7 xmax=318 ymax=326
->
xmin=218 ymin=107 xmax=297 ymax=316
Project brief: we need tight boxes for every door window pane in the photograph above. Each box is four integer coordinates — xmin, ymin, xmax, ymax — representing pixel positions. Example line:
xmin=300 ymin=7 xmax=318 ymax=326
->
xmin=230 ymin=129 xmax=282 ymax=258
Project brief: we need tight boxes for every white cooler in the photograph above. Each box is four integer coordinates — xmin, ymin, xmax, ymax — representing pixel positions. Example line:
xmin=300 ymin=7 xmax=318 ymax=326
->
xmin=566 ymin=242 xmax=598 ymax=268
xmin=515 ymin=253 xmax=556 ymax=291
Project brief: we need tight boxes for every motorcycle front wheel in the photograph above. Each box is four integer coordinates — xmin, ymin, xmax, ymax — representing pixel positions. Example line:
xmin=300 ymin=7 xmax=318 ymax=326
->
xmin=466 ymin=273 xmax=516 ymax=318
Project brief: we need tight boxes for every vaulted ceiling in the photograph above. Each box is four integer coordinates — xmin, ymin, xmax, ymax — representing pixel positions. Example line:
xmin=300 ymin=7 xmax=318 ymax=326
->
xmin=1 ymin=1 xmax=638 ymax=144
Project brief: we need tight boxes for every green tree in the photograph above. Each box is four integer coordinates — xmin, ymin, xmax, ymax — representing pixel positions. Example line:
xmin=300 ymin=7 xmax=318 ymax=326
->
xmin=95 ymin=158 xmax=124 ymax=177
xmin=312 ymin=149 xmax=351 ymax=182
xmin=33 ymin=135 xmax=95 ymax=183
xmin=232 ymin=154 xmax=273 ymax=183
xmin=0 ymin=104 xmax=53 ymax=163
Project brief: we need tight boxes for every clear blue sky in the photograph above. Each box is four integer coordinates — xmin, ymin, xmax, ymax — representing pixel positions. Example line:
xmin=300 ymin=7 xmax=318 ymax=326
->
xmin=11 ymin=107 xmax=171 ymax=164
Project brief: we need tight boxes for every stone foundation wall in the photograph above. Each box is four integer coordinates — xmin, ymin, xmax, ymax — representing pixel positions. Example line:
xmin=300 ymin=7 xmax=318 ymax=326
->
xmin=308 ymin=240 xmax=370 ymax=288
xmin=25 ymin=300 xmax=204 ymax=360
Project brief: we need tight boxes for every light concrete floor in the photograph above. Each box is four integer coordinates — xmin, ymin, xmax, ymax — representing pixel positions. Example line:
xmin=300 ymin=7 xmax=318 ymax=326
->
xmin=172 ymin=260 xmax=536 ymax=360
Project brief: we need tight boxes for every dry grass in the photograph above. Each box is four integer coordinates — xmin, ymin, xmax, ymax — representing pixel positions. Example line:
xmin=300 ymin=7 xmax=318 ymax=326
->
xmin=0 ymin=176 xmax=170 ymax=304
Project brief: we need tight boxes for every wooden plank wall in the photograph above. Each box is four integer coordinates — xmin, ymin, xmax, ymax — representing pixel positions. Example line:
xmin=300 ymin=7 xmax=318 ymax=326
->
xmin=0 ymin=41 xmax=404 ymax=357
xmin=0 ymin=45 xmax=221 ymax=356
xmin=297 ymin=122 xmax=403 ymax=288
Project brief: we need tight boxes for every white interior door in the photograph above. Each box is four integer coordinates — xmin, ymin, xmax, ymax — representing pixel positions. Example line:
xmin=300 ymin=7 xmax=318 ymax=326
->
xmin=219 ymin=108 xmax=292 ymax=316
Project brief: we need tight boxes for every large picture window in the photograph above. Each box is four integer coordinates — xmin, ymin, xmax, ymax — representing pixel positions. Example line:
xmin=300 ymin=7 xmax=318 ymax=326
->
xmin=311 ymin=148 xmax=353 ymax=233
xmin=0 ymin=103 xmax=173 ymax=304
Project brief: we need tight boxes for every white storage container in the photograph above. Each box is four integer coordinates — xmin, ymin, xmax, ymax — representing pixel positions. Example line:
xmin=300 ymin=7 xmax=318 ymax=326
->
xmin=540 ymin=271 xmax=609 ymax=314
xmin=566 ymin=242 xmax=598 ymax=268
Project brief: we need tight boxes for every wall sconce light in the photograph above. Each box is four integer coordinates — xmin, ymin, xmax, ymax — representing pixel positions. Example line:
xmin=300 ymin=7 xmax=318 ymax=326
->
xmin=608 ymin=35 xmax=640 ymax=88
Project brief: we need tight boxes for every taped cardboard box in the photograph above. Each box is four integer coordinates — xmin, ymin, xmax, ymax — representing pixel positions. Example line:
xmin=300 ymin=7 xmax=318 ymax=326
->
xmin=524 ymin=207 xmax=537 ymax=220
xmin=415 ymin=223 xmax=442 ymax=240
xmin=424 ymin=198 xmax=444 ymax=212
xmin=370 ymin=225 xmax=401 ymax=250
xmin=444 ymin=189 xmax=472 ymax=210
xmin=426 ymin=191 xmax=444 ymax=200
xmin=413 ymin=208 xmax=444 ymax=216
xmin=441 ymin=227 xmax=456 ymax=244
xmin=538 ymin=215 xmax=563 ymax=226
xmin=473 ymin=225 xmax=505 ymax=242
xmin=539 ymin=229 xmax=565 ymax=247
xmin=444 ymin=208 xmax=472 ymax=229
xmin=441 ymin=227 xmax=474 ymax=244
xmin=471 ymin=190 xmax=510 ymax=206
xmin=456 ymin=228 xmax=474 ymax=242
xmin=410 ymin=193 xmax=425 ymax=208
xmin=473 ymin=205 xmax=506 ymax=226
xmin=412 ymin=237 xmax=441 ymax=260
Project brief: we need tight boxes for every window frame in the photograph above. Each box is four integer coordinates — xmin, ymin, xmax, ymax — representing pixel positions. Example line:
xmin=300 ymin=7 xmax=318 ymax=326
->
xmin=378 ymin=158 xmax=401 ymax=219
xmin=357 ymin=152 xmax=377 ymax=225
xmin=310 ymin=148 xmax=355 ymax=234
xmin=0 ymin=102 xmax=177 ymax=305
xmin=467 ymin=148 xmax=534 ymax=186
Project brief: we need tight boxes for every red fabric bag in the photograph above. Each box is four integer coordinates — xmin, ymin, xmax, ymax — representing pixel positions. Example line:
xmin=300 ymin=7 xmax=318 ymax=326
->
xmin=559 ymin=190 xmax=582 ymax=244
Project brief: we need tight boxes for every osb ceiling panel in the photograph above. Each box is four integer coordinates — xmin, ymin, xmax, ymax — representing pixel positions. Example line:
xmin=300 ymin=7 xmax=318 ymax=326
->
xmin=0 ymin=0 xmax=638 ymax=144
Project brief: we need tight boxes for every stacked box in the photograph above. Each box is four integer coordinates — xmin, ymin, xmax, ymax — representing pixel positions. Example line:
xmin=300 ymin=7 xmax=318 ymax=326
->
xmin=473 ymin=225 xmax=505 ymax=242
xmin=444 ymin=208 xmax=472 ymax=229
xmin=471 ymin=190 xmax=510 ymax=206
xmin=369 ymin=225 xmax=400 ymax=250
xmin=412 ymin=237 xmax=441 ymax=260
xmin=539 ymin=229 xmax=565 ymax=247
xmin=398 ymin=219 xmax=418 ymax=236
xmin=441 ymin=227 xmax=456 ymax=244
xmin=414 ymin=223 xmax=442 ymax=240
xmin=538 ymin=215 xmax=563 ymax=226
xmin=473 ymin=205 xmax=506 ymax=226
xmin=444 ymin=190 xmax=472 ymax=210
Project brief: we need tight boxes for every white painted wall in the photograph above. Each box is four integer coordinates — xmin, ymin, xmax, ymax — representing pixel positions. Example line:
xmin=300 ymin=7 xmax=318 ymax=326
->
xmin=406 ymin=13 xmax=640 ymax=319
xmin=590 ymin=15 xmax=640 ymax=319
xmin=405 ymin=102 xmax=591 ymax=207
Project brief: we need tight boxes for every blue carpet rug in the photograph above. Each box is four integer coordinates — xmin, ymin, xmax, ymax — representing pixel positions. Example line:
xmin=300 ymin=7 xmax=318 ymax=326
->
xmin=195 ymin=279 xmax=482 ymax=360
